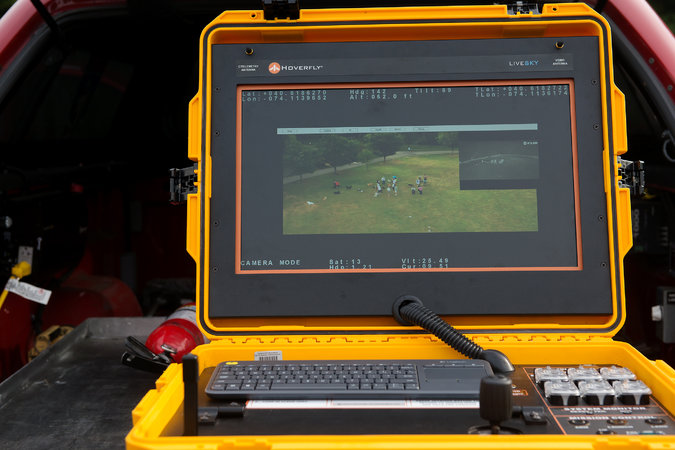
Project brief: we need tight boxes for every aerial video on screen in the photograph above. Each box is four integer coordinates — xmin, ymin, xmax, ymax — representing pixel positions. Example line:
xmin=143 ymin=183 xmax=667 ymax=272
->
xmin=237 ymin=82 xmax=577 ymax=272
xmin=282 ymin=130 xmax=539 ymax=235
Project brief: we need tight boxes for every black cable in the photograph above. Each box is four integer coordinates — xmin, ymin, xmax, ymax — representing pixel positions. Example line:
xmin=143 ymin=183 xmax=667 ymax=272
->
xmin=28 ymin=0 xmax=68 ymax=51
xmin=399 ymin=301 xmax=484 ymax=359
xmin=394 ymin=296 xmax=514 ymax=374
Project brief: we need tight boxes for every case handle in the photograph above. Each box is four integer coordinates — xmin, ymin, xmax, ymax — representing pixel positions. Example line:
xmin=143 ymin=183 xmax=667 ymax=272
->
xmin=187 ymin=194 xmax=200 ymax=261
xmin=188 ymin=95 xmax=201 ymax=162
xmin=616 ymin=187 xmax=633 ymax=259
xmin=612 ymin=87 xmax=628 ymax=156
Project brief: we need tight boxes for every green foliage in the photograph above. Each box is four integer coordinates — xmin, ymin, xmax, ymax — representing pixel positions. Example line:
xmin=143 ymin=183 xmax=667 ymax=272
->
xmin=284 ymin=132 xmax=464 ymax=179
xmin=0 ymin=0 xmax=15 ymax=16
xmin=283 ymin=153 xmax=537 ymax=235
xmin=402 ymin=132 xmax=437 ymax=146
xmin=648 ymin=0 xmax=675 ymax=32
xmin=660 ymin=12 xmax=675 ymax=32
xmin=317 ymin=134 xmax=359 ymax=174
xmin=436 ymin=132 xmax=458 ymax=148
xmin=367 ymin=133 xmax=404 ymax=162
xmin=356 ymin=147 xmax=376 ymax=170
xmin=283 ymin=135 xmax=321 ymax=180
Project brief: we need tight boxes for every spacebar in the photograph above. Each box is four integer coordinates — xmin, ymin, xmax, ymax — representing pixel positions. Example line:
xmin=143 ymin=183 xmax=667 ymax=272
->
xmin=270 ymin=383 xmax=347 ymax=390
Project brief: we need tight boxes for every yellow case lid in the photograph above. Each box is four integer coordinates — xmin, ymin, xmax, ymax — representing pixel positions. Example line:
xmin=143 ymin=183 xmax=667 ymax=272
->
xmin=187 ymin=3 xmax=631 ymax=340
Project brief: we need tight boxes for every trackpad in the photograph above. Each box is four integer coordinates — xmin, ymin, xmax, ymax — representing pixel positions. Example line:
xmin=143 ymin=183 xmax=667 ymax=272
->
xmin=423 ymin=367 xmax=487 ymax=385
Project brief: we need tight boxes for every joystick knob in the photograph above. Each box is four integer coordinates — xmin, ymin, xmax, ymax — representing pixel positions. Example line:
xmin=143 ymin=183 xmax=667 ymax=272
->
xmin=479 ymin=375 xmax=513 ymax=434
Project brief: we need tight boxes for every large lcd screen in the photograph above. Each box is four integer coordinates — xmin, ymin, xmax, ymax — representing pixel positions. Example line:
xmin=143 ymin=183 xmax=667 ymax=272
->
xmin=237 ymin=81 xmax=580 ymax=273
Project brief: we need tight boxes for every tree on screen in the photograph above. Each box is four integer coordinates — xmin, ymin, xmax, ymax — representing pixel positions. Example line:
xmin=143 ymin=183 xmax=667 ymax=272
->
xmin=319 ymin=135 xmax=359 ymax=174
xmin=283 ymin=135 xmax=321 ymax=181
xmin=436 ymin=131 xmax=459 ymax=150
xmin=368 ymin=133 xmax=403 ymax=163
xmin=356 ymin=148 xmax=377 ymax=171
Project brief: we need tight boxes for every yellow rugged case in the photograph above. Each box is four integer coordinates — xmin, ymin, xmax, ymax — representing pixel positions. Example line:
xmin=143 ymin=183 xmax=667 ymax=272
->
xmin=127 ymin=3 xmax=675 ymax=448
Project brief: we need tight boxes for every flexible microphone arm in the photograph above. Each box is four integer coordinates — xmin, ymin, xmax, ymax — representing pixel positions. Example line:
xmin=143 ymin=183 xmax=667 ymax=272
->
xmin=393 ymin=295 xmax=514 ymax=375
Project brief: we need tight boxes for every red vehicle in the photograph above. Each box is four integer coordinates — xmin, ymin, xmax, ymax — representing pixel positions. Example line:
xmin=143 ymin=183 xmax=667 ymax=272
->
xmin=0 ymin=0 xmax=673 ymax=381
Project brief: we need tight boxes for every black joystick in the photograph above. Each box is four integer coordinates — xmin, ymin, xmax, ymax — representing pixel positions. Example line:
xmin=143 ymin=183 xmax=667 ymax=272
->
xmin=478 ymin=375 xmax=514 ymax=434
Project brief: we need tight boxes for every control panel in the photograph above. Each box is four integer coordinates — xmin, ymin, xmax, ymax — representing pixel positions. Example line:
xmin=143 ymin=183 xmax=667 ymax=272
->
xmin=193 ymin=363 xmax=675 ymax=436
xmin=518 ymin=365 xmax=675 ymax=435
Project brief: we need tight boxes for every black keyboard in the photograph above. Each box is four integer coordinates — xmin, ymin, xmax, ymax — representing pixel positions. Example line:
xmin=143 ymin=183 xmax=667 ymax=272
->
xmin=205 ymin=359 xmax=493 ymax=400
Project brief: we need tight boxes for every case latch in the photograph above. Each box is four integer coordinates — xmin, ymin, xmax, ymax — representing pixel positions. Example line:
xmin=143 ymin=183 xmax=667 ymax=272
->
xmin=169 ymin=164 xmax=198 ymax=204
xmin=262 ymin=0 xmax=300 ymax=20
xmin=617 ymin=158 xmax=645 ymax=196
xmin=506 ymin=1 xmax=541 ymax=15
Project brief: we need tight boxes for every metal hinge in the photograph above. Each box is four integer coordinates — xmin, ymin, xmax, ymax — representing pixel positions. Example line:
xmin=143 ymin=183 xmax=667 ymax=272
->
xmin=506 ymin=1 xmax=541 ymax=15
xmin=169 ymin=164 xmax=198 ymax=204
xmin=618 ymin=158 xmax=645 ymax=196
xmin=262 ymin=0 xmax=300 ymax=20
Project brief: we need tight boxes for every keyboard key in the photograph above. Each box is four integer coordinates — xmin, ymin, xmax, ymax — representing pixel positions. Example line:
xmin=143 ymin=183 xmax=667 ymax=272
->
xmin=218 ymin=374 xmax=237 ymax=380
xmin=271 ymin=383 xmax=347 ymax=390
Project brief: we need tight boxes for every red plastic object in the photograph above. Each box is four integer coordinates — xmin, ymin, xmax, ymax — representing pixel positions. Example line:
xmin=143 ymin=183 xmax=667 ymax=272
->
xmin=0 ymin=292 xmax=37 ymax=382
xmin=144 ymin=304 xmax=206 ymax=363
xmin=40 ymin=270 xmax=142 ymax=328
xmin=0 ymin=270 xmax=141 ymax=381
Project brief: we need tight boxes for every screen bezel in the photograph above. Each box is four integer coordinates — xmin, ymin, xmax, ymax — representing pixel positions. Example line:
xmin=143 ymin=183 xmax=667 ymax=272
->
xmin=235 ymin=79 xmax=582 ymax=275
